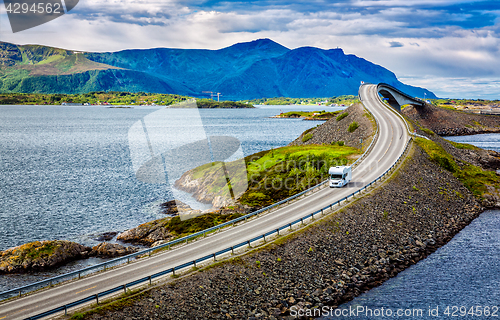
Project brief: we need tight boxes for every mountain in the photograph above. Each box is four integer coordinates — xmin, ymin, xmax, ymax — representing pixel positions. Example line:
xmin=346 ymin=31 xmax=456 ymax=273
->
xmin=0 ymin=39 xmax=437 ymax=99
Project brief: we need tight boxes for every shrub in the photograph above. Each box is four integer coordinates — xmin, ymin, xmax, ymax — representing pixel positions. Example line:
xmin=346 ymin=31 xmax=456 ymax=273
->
xmin=337 ymin=141 xmax=345 ymax=146
xmin=348 ymin=122 xmax=359 ymax=133
xmin=336 ymin=112 xmax=348 ymax=121
xmin=302 ymin=133 xmax=313 ymax=142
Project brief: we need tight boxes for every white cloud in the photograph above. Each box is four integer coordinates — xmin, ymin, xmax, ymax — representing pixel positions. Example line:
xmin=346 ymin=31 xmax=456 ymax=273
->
xmin=0 ymin=0 xmax=500 ymax=98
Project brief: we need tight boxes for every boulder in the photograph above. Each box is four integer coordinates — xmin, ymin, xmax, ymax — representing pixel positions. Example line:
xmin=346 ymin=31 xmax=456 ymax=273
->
xmin=91 ymin=243 xmax=138 ymax=258
xmin=0 ymin=240 xmax=91 ymax=274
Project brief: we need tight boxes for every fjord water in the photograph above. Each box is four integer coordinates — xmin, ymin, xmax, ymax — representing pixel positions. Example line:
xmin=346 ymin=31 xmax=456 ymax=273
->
xmin=446 ymin=133 xmax=500 ymax=152
xmin=323 ymin=133 xmax=500 ymax=320
xmin=0 ymin=105 xmax=327 ymax=252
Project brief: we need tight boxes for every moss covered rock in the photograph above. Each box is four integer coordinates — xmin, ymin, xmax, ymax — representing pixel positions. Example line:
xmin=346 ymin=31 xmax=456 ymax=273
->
xmin=0 ymin=240 xmax=91 ymax=274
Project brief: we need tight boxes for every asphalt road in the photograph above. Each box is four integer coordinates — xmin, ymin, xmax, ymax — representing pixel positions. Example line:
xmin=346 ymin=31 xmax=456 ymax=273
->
xmin=0 ymin=84 xmax=410 ymax=320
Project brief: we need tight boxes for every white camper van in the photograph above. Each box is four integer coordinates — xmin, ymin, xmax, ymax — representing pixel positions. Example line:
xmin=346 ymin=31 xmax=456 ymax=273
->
xmin=329 ymin=166 xmax=352 ymax=188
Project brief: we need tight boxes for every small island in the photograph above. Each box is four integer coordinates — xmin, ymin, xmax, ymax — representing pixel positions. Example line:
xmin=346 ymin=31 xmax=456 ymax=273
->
xmin=272 ymin=110 xmax=343 ymax=120
xmin=0 ymin=92 xmax=254 ymax=108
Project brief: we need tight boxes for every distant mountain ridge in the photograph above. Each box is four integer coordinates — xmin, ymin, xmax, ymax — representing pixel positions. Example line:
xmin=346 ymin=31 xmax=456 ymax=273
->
xmin=0 ymin=39 xmax=437 ymax=99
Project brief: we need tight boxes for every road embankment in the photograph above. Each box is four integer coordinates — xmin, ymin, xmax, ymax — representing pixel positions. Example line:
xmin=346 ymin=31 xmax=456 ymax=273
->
xmin=80 ymin=130 xmax=499 ymax=320
xmin=403 ymin=103 xmax=500 ymax=136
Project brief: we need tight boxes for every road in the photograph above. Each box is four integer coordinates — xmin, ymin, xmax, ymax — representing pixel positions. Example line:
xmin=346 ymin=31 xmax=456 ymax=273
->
xmin=0 ymin=84 xmax=410 ymax=320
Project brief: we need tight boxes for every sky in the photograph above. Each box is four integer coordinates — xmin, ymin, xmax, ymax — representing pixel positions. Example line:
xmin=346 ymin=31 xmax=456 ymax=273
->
xmin=1 ymin=0 xmax=500 ymax=99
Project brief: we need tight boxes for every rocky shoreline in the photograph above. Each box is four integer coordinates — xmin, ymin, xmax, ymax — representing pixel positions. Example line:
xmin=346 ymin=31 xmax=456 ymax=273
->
xmin=83 ymin=135 xmax=497 ymax=320
xmin=0 ymin=240 xmax=138 ymax=274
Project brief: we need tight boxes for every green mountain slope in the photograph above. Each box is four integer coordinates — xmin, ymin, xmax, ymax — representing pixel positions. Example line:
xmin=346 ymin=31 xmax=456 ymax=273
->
xmin=0 ymin=39 xmax=437 ymax=99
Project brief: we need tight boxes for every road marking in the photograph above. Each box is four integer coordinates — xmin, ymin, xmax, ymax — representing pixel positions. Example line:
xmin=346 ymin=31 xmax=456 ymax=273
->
xmin=379 ymin=115 xmax=394 ymax=162
xmin=75 ymin=285 xmax=97 ymax=295
xmin=1 ymin=315 xmax=7 ymax=319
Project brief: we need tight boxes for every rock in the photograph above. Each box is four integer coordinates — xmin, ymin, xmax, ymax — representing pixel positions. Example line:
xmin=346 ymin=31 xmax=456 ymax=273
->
xmin=0 ymin=240 xmax=91 ymax=274
xmin=91 ymin=243 xmax=138 ymax=258
xmin=94 ymin=232 xmax=117 ymax=242
xmin=117 ymin=219 xmax=174 ymax=246
xmin=160 ymin=200 xmax=192 ymax=215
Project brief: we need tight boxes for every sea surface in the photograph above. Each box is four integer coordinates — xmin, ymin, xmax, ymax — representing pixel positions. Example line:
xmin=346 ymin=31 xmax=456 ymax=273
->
xmin=445 ymin=133 xmax=500 ymax=152
xmin=0 ymin=104 xmax=335 ymax=292
xmin=321 ymin=133 xmax=500 ymax=319
xmin=0 ymin=104 xmax=332 ymax=252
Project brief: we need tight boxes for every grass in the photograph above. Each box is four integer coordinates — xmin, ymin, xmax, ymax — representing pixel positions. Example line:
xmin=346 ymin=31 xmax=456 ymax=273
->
xmin=186 ymin=144 xmax=359 ymax=208
xmin=348 ymin=121 xmax=359 ymax=133
xmin=135 ymin=213 xmax=245 ymax=241
xmin=276 ymin=110 xmax=341 ymax=119
xmin=336 ymin=112 xmax=348 ymax=121
xmin=449 ymin=141 xmax=479 ymax=150
xmin=302 ymin=133 xmax=313 ymax=142
xmin=421 ymin=127 xmax=435 ymax=136
xmin=69 ymin=289 xmax=146 ymax=319
xmin=415 ymin=138 xmax=500 ymax=199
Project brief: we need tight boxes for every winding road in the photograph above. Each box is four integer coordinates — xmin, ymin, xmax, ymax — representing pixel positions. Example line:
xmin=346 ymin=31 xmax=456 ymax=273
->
xmin=0 ymin=84 xmax=410 ymax=319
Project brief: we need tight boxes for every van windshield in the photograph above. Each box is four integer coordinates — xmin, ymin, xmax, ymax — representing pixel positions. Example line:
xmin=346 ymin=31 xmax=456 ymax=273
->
xmin=330 ymin=174 xmax=343 ymax=179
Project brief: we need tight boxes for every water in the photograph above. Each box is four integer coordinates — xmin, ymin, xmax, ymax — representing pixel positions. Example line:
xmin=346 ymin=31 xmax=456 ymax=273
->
xmin=322 ymin=134 xmax=500 ymax=319
xmin=322 ymin=210 xmax=500 ymax=320
xmin=445 ymin=133 xmax=500 ymax=152
xmin=0 ymin=104 xmax=332 ymax=252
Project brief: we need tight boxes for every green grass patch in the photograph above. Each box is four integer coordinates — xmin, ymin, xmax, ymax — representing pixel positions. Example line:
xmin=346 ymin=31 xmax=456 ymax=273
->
xmin=348 ymin=121 xmax=359 ymax=133
xmin=415 ymin=138 xmax=459 ymax=173
xmin=415 ymin=138 xmax=500 ymax=199
xmin=336 ymin=112 xmax=348 ymax=121
xmin=449 ymin=141 xmax=479 ymax=150
xmin=421 ymin=127 xmax=435 ymax=136
xmin=277 ymin=110 xmax=341 ymax=119
xmin=186 ymin=144 xmax=359 ymax=208
xmin=302 ymin=133 xmax=313 ymax=142
xmin=150 ymin=213 xmax=245 ymax=238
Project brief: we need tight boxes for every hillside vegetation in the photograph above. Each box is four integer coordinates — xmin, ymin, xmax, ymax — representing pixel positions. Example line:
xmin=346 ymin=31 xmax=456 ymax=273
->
xmin=175 ymin=144 xmax=359 ymax=208
xmin=273 ymin=110 xmax=342 ymax=120
xmin=0 ymin=92 xmax=254 ymax=107
xmin=0 ymin=39 xmax=435 ymax=99
xmin=245 ymin=95 xmax=359 ymax=106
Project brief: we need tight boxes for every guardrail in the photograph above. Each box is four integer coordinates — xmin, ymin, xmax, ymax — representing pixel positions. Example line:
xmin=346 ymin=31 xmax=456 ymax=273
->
xmin=0 ymin=101 xmax=381 ymax=303
xmin=23 ymin=137 xmax=414 ymax=320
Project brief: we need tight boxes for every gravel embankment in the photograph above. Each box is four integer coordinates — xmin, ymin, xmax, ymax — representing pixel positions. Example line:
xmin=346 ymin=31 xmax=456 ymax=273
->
xmin=403 ymin=103 xmax=500 ymax=136
xmin=85 ymin=142 xmax=484 ymax=320
xmin=290 ymin=103 xmax=374 ymax=150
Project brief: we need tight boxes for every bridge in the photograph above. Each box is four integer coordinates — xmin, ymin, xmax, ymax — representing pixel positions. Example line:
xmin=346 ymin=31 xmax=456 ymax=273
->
xmin=376 ymin=83 xmax=425 ymax=112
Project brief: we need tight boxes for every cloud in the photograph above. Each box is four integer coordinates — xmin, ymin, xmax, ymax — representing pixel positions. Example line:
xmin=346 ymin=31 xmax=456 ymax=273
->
xmin=389 ymin=41 xmax=404 ymax=47
xmin=1 ymin=0 xmax=500 ymax=97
